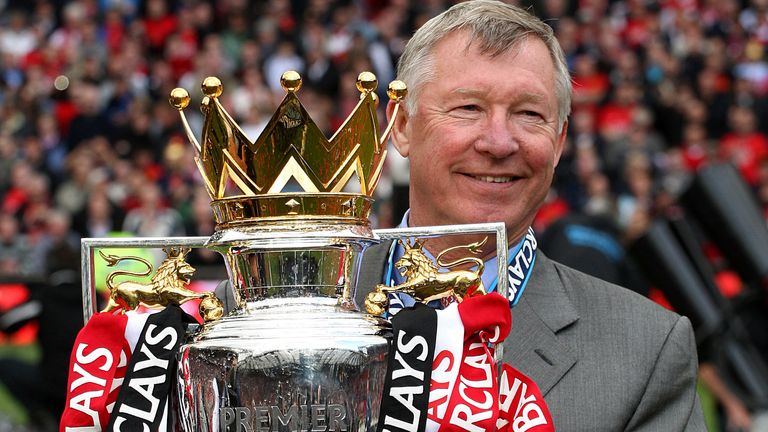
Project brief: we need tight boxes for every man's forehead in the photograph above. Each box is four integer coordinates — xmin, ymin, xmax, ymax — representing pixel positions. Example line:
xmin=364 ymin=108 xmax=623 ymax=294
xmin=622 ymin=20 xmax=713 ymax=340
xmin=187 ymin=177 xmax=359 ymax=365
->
xmin=429 ymin=34 xmax=553 ymax=82
xmin=434 ymin=29 xmax=533 ymax=59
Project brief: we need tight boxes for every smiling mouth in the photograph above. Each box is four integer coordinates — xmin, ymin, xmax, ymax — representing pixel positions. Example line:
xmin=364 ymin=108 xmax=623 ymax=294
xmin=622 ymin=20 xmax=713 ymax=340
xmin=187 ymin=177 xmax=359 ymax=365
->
xmin=470 ymin=175 xmax=517 ymax=184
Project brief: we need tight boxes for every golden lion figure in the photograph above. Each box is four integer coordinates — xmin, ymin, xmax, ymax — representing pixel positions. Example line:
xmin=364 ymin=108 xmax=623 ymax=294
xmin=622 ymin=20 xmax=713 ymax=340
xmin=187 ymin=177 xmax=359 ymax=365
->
xmin=100 ymin=247 xmax=223 ymax=322
xmin=365 ymin=238 xmax=487 ymax=316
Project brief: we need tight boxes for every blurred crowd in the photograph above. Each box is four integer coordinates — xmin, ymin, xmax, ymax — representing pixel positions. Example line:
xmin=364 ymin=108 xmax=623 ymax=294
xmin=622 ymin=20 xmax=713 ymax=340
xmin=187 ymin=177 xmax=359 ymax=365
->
xmin=1 ymin=0 xmax=768 ymax=429
xmin=0 ymin=0 xmax=767 ymax=278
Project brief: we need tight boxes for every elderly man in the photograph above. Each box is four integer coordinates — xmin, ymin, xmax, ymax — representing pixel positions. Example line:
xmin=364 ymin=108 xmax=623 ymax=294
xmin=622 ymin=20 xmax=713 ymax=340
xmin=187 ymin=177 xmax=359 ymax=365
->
xmin=358 ymin=1 xmax=705 ymax=430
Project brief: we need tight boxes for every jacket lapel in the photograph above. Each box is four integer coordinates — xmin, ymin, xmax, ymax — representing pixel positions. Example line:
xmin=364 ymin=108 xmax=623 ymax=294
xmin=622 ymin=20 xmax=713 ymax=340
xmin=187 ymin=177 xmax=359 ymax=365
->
xmin=504 ymin=253 xmax=579 ymax=396
xmin=355 ymin=241 xmax=392 ymax=309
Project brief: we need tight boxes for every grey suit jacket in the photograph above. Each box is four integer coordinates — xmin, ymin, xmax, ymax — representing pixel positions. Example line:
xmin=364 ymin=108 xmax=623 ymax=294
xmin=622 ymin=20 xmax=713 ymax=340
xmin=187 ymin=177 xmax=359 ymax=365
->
xmin=357 ymin=242 xmax=706 ymax=431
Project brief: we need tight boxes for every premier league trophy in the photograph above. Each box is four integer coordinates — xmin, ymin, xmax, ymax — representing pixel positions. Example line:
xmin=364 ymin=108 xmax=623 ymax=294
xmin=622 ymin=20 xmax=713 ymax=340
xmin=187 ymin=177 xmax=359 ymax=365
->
xmin=167 ymin=71 xmax=403 ymax=431
xmin=75 ymin=70 xmax=510 ymax=432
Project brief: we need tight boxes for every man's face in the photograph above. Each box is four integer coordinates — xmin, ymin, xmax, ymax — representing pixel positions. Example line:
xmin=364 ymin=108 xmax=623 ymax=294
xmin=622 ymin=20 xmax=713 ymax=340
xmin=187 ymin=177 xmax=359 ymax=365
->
xmin=391 ymin=32 xmax=567 ymax=243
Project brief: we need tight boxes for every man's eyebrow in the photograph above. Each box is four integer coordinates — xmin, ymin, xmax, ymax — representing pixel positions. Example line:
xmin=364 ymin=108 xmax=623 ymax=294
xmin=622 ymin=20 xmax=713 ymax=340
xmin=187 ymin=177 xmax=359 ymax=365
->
xmin=450 ymin=87 xmax=488 ymax=97
xmin=512 ymin=92 xmax=547 ymax=104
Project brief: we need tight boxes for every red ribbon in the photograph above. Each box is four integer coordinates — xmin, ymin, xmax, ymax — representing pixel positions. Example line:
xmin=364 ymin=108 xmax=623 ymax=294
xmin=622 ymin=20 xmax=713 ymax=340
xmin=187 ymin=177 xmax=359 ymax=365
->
xmin=63 ymin=296 xmax=554 ymax=432
xmin=60 ymin=312 xmax=131 ymax=432
xmin=429 ymin=293 xmax=554 ymax=432
xmin=497 ymin=364 xmax=554 ymax=432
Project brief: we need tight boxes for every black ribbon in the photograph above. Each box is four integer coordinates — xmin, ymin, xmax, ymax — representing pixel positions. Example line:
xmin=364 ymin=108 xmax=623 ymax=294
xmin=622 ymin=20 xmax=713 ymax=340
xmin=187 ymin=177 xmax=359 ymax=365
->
xmin=106 ymin=305 xmax=191 ymax=431
xmin=377 ymin=303 xmax=438 ymax=432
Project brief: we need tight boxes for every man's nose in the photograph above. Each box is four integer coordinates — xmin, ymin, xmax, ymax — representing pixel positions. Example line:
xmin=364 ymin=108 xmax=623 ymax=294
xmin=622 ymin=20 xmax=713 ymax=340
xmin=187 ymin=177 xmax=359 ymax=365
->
xmin=474 ymin=114 xmax=520 ymax=158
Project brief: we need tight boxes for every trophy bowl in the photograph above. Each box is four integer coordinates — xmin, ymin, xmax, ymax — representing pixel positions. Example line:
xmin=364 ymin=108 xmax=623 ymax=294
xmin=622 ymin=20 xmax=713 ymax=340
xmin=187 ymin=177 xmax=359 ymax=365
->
xmin=175 ymin=221 xmax=390 ymax=432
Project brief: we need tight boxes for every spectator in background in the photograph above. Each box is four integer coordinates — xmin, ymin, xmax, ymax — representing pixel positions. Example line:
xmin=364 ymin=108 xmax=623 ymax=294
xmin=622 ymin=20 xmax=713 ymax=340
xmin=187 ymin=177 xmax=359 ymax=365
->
xmin=571 ymin=53 xmax=610 ymax=111
xmin=54 ymin=149 xmax=95 ymax=216
xmin=0 ymin=11 xmax=38 ymax=62
xmin=2 ymin=161 xmax=36 ymax=220
xmin=122 ymin=181 xmax=184 ymax=238
xmin=37 ymin=209 xmax=79 ymax=274
xmin=0 ymin=212 xmax=32 ymax=276
xmin=230 ymin=67 xmax=272 ymax=125
xmin=599 ymin=80 xmax=644 ymax=173
xmin=0 ymin=210 xmax=82 ymax=430
xmin=263 ymin=40 xmax=305 ymax=92
xmin=65 ymin=82 xmax=108 ymax=151
xmin=73 ymin=189 xmax=125 ymax=239
xmin=47 ymin=1 xmax=87 ymax=67
xmin=680 ymin=122 xmax=715 ymax=171
xmin=142 ymin=0 xmax=177 ymax=58
xmin=717 ymin=104 xmax=768 ymax=186
xmin=617 ymin=152 xmax=654 ymax=233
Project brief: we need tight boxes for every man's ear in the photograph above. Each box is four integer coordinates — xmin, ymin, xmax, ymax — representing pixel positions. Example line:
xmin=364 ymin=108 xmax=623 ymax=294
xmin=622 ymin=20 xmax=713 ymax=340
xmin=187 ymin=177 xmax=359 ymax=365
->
xmin=553 ymin=119 xmax=568 ymax=167
xmin=386 ymin=99 xmax=411 ymax=157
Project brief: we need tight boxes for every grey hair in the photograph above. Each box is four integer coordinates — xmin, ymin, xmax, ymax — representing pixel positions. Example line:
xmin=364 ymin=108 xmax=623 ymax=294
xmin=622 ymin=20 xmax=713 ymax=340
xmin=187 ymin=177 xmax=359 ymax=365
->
xmin=397 ymin=0 xmax=572 ymax=130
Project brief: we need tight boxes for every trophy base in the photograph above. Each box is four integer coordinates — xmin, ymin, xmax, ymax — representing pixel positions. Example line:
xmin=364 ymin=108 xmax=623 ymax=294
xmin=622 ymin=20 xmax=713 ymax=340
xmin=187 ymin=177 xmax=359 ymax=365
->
xmin=176 ymin=298 xmax=391 ymax=432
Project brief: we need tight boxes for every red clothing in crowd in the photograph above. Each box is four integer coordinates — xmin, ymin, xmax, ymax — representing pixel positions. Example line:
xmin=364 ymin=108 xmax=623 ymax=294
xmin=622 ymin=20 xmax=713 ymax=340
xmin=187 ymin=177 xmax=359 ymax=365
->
xmin=718 ymin=132 xmax=768 ymax=185
xmin=597 ymin=103 xmax=635 ymax=137
xmin=142 ymin=14 xmax=177 ymax=52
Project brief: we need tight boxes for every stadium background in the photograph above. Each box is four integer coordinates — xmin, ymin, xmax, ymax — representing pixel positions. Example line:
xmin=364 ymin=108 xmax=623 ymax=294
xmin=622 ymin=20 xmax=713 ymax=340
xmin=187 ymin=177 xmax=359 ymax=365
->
xmin=2 ymin=0 xmax=768 ymax=430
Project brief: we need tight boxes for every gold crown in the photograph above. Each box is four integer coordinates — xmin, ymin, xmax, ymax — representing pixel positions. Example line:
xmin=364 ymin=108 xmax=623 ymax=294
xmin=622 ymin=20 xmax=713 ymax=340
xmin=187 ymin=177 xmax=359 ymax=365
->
xmin=169 ymin=71 xmax=407 ymax=228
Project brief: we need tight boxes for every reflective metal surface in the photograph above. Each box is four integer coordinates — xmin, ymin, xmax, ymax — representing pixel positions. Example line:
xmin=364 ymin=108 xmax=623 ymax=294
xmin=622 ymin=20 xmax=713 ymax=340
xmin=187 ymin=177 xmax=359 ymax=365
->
xmin=177 ymin=222 xmax=389 ymax=431
xmin=177 ymin=298 xmax=389 ymax=431
xmin=165 ymin=73 xmax=404 ymax=431
xmin=99 ymin=247 xmax=223 ymax=320
xmin=364 ymin=237 xmax=488 ymax=316
xmin=168 ymin=72 xmax=407 ymax=221
xmin=80 ymin=222 xmax=508 ymax=323
xmin=80 ymin=236 xmax=211 ymax=324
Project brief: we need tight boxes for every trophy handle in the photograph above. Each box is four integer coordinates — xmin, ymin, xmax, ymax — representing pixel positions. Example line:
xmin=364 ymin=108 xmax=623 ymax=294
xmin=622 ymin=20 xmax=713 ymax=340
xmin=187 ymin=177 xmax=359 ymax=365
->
xmin=80 ymin=236 xmax=211 ymax=323
xmin=371 ymin=222 xmax=508 ymax=363
xmin=373 ymin=223 xmax=508 ymax=299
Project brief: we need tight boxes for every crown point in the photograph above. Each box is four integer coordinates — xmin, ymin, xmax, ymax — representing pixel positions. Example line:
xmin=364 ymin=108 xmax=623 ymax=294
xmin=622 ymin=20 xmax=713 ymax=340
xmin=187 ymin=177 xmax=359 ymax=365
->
xmin=169 ymin=88 xmax=190 ymax=110
xmin=387 ymin=80 xmax=408 ymax=102
xmin=356 ymin=72 xmax=378 ymax=93
xmin=280 ymin=71 xmax=302 ymax=92
xmin=202 ymin=77 xmax=223 ymax=98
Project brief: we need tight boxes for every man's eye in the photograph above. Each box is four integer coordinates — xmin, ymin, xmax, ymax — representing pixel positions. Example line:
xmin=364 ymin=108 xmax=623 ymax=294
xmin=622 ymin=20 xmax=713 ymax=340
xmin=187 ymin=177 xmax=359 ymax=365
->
xmin=457 ymin=105 xmax=480 ymax=112
xmin=522 ymin=110 xmax=542 ymax=118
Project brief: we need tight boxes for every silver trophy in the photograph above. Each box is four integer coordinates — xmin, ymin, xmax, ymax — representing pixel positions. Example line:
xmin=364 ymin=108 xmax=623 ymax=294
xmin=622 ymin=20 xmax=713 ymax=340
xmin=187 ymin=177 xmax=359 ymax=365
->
xmin=175 ymin=228 xmax=388 ymax=431
xmin=79 ymin=71 xmax=508 ymax=431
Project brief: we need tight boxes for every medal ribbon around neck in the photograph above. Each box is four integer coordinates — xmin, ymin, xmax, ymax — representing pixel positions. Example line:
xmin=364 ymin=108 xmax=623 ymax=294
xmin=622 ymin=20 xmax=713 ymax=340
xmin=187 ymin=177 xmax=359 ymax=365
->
xmin=492 ymin=227 xmax=537 ymax=307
